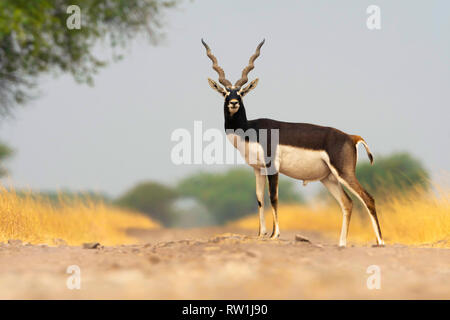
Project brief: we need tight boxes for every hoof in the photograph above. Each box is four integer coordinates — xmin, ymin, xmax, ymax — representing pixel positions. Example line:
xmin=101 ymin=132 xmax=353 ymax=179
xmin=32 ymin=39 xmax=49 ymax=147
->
xmin=372 ymin=239 xmax=385 ymax=247
xmin=257 ymin=232 xmax=268 ymax=238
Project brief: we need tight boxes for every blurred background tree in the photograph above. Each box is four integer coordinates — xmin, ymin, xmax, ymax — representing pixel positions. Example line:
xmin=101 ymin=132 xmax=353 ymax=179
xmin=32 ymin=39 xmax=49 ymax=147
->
xmin=177 ymin=168 xmax=304 ymax=224
xmin=114 ymin=168 xmax=304 ymax=227
xmin=356 ymin=152 xmax=429 ymax=198
xmin=0 ymin=0 xmax=177 ymax=115
xmin=115 ymin=181 xmax=178 ymax=226
xmin=0 ymin=141 xmax=13 ymax=176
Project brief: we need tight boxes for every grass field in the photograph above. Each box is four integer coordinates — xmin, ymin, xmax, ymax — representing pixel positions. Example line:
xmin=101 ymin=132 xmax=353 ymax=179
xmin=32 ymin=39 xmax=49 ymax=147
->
xmin=0 ymin=187 xmax=159 ymax=245
xmin=1 ymin=182 xmax=449 ymax=248
xmin=231 ymin=186 xmax=450 ymax=248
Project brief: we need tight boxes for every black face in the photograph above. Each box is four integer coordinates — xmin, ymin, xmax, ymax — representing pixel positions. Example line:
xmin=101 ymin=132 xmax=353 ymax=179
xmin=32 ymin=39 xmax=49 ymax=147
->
xmin=224 ymin=88 xmax=243 ymax=116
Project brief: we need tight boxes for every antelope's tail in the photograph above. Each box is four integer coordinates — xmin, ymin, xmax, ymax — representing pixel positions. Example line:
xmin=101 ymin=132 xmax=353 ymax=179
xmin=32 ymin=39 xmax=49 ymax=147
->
xmin=351 ymin=135 xmax=373 ymax=165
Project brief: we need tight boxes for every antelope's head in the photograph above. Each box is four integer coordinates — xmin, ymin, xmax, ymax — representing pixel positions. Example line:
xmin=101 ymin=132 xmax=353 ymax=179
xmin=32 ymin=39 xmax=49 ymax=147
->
xmin=201 ymin=39 xmax=264 ymax=117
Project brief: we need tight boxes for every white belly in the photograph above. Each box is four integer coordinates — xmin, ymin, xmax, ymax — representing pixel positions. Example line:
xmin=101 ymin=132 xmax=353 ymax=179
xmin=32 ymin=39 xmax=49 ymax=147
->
xmin=278 ymin=145 xmax=330 ymax=181
xmin=227 ymin=134 xmax=331 ymax=181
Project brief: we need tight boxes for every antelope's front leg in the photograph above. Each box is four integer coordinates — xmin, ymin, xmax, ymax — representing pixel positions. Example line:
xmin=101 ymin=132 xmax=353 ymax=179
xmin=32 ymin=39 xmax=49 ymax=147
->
xmin=254 ymin=168 xmax=267 ymax=237
xmin=268 ymin=173 xmax=280 ymax=239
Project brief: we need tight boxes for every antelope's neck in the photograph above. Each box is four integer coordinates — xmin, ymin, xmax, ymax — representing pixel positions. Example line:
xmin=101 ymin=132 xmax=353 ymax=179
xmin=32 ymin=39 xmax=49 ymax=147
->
xmin=224 ymin=108 xmax=248 ymax=131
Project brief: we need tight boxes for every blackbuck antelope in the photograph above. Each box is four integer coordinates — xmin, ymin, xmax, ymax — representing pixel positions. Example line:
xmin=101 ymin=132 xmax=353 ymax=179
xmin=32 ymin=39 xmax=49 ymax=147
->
xmin=201 ymin=39 xmax=384 ymax=247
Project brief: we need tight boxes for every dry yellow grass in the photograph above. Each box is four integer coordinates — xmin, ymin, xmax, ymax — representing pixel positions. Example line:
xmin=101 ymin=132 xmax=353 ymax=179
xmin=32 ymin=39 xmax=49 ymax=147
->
xmin=231 ymin=186 xmax=450 ymax=248
xmin=0 ymin=187 xmax=159 ymax=245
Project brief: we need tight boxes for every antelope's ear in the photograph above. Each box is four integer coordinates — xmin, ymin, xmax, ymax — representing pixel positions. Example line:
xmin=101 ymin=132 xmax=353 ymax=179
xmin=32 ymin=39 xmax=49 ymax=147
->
xmin=208 ymin=78 xmax=227 ymax=97
xmin=239 ymin=78 xmax=259 ymax=97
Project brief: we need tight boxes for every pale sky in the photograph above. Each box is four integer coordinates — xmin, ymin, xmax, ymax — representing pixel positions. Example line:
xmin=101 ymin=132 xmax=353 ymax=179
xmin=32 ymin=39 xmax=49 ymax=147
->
xmin=0 ymin=0 xmax=449 ymax=197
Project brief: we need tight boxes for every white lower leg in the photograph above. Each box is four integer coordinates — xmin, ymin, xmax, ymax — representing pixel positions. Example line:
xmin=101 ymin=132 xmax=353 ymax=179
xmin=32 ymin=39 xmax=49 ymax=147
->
xmin=321 ymin=175 xmax=352 ymax=247
xmin=258 ymin=206 xmax=267 ymax=236
xmin=369 ymin=215 xmax=384 ymax=245
xmin=339 ymin=211 xmax=351 ymax=247
xmin=254 ymin=169 xmax=267 ymax=237
xmin=270 ymin=208 xmax=280 ymax=238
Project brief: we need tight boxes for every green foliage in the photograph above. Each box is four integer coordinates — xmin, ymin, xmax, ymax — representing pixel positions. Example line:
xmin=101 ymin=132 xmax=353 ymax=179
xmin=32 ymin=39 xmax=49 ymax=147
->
xmin=278 ymin=177 xmax=304 ymax=203
xmin=115 ymin=181 xmax=178 ymax=226
xmin=177 ymin=168 xmax=304 ymax=224
xmin=0 ymin=0 xmax=176 ymax=113
xmin=356 ymin=152 xmax=429 ymax=198
xmin=0 ymin=141 xmax=13 ymax=177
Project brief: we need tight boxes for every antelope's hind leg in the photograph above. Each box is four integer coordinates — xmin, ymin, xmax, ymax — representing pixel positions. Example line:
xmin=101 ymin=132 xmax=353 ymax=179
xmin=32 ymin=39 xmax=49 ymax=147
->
xmin=337 ymin=171 xmax=384 ymax=246
xmin=324 ymin=142 xmax=384 ymax=246
xmin=321 ymin=174 xmax=353 ymax=247
xmin=254 ymin=168 xmax=267 ymax=237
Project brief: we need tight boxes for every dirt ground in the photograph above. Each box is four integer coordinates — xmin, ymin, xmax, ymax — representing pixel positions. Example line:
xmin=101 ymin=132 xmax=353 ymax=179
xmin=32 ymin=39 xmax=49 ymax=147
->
xmin=0 ymin=227 xmax=449 ymax=299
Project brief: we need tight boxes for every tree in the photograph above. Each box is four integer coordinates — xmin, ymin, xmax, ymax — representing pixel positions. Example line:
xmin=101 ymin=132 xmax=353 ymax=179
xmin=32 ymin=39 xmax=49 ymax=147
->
xmin=0 ymin=141 xmax=13 ymax=177
xmin=115 ymin=181 xmax=178 ymax=226
xmin=0 ymin=0 xmax=177 ymax=114
xmin=177 ymin=168 xmax=304 ymax=224
xmin=355 ymin=152 xmax=429 ymax=198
